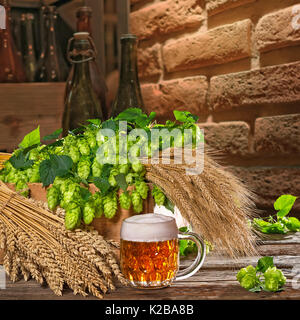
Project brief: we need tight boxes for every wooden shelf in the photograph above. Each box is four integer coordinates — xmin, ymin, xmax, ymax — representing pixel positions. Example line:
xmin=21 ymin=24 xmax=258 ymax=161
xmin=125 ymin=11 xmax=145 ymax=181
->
xmin=0 ymin=82 xmax=65 ymax=152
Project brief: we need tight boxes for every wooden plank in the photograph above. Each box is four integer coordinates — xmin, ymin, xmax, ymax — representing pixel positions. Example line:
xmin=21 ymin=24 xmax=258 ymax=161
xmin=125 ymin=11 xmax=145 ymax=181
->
xmin=0 ymin=83 xmax=65 ymax=152
xmin=0 ymin=267 xmax=299 ymax=300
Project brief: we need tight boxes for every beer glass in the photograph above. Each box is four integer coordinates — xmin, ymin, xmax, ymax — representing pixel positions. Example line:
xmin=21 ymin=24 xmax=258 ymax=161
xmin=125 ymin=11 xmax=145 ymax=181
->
xmin=120 ymin=213 xmax=206 ymax=288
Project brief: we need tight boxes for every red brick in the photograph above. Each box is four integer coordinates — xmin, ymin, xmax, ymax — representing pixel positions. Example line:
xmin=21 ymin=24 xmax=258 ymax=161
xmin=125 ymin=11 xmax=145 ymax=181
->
xmin=256 ymin=6 xmax=300 ymax=53
xmin=162 ymin=19 xmax=252 ymax=72
xmin=207 ymin=0 xmax=256 ymax=16
xmin=209 ymin=61 xmax=300 ymax=111
xmin=198 ymin=121 xmax=250 ymax=156
xmin=141 ymin=76 xmax=208 ymax=122
xmin=130 ymin=0 xmax=204 ymax=40
xmin=138 ymin=44 xmax=162 ymax=79
xmin=230 ymin=167 xmax=300 ymax=211
xmin=254 ymin=114 xmax=300 ymax=155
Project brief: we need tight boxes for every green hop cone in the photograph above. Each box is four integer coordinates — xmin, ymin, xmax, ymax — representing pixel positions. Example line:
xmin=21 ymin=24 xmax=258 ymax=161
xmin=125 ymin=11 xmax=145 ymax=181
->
xmin=119 ymin=164 xmax=130 ymax=175
xmin=119 ymin=191 xmax=132 ymax=210
xmin=263 ymin=267 xmax=286 ymax=292
xmin=132 ymin=162 xmax=144 ymax=173
xmin=77 ymin=158 xmax=91 ymax=180
xmin=92 ymin=158 xmax=102 ymax=177
xmin=62 ymin=183 xmax=81 ymax=203
xmin=132 ymin=190 xmax=143 ymax=213
xmin=135 ymin=181 xmax=149 ymax=200
xmin=47 ymin=186 xmax=60 ymax=211
xmin=92 ymin=192 xmax=103 ymax=218
xmin=152 ymin=185 xmax=166 ymax=206
xmin=78 ymin=138 xmax=90 ymax=156
xmin=28 ymin=148 xmax=39 ymax=161
xmin=236 ymin=265 xmax=259 ymax=290
xmin=103 ymin=191 xmax=118 ymax=219
xmin=15 ymin=179 xmax=29 ymax=197
xmin=65 ymin=202 xmax=82 ymax=230
xmin=69 ymin=145 xmax=80 ymax=163
xmin=28 ymin=164 xmax=40 ymax=183
xmin=108 ymin=168 xmax=119 ymax=187
xmin=85 ymin=132 xmax=97 ymax=149
xmin=83 ymin=201 xmax=96 ymax=225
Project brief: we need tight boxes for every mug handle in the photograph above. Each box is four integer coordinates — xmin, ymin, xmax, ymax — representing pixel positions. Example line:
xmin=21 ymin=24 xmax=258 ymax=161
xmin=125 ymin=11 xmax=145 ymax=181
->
xmin=175 ymin=231 xmax=206 ymax=281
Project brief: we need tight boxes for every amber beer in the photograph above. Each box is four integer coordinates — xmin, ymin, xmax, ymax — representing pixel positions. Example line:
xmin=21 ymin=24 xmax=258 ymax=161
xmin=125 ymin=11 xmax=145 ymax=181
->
xmin=120 ymin=214 xmax=206 ymax=289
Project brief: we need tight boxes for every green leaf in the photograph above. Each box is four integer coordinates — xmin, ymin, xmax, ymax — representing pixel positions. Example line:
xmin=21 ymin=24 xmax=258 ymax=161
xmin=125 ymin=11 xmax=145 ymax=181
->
xmin=93 ymin=177 xmax=110 ymax=195
xmin=274 ymin=195 xmax=297 ymax=217
xmin=19 ymin=126 xmax=40 ymax=149
xmin=261 ymin=222 xmax=287 ymax=234
xmin=115 ymin=108 xmax=153 ymax=128
xmin=102 ymin=119 xmax=117 ymax=131
xmin=80 ymin=187 xmax=92 ymax=202
xmin=249 ymin=285 xmax=262 ymax=293
xmin=173 ymin=110 xmax=199 ymax=124
xmin=42 ymin=128 xmax=62 ymax=141
xmin=179 ymin=226 xmax=189 ymax=233
xmin=256 ymin=256 xmax=274 ymax=273
xmin=101 ymin=164 xmax=113 ymax=179
xmin=164 ymin=197 xmax=175 ymax=213
xmin=285 ymin=217 xmax=300 ymax=232
xmin=114 ymin=173 xmax=128 ymax=191
xmin=87 ymin=119 xmax=101 ymax=126
xmin=149 ymin=112 xmax=156 ymax=122
xmin=39 ymin=155 xmax=73 ymax=187
xmin=179 ymin=239 xmax=189 ymax=256
xmin=9 ymin=153 xmax=34 ymax=170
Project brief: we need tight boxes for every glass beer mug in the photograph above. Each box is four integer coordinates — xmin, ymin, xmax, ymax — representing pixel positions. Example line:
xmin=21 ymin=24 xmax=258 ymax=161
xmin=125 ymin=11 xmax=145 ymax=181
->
xmin=120 ymin=214 xmax=206 ymax=288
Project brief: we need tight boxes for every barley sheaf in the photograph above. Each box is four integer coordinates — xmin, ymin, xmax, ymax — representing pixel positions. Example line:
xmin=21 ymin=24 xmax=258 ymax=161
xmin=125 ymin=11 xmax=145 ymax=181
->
xmin=0 ymin=182 xmax=126 ymax=299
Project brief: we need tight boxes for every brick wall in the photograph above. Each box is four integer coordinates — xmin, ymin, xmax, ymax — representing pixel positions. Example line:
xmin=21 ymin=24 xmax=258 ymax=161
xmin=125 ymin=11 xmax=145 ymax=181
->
xmin=130 ymin=0 xmax=300 ymax=214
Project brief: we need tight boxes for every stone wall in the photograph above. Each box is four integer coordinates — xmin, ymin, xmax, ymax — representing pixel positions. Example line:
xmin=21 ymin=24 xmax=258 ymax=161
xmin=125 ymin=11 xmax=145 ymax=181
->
xmin=130 ymin=0 xmax=300 ymax=213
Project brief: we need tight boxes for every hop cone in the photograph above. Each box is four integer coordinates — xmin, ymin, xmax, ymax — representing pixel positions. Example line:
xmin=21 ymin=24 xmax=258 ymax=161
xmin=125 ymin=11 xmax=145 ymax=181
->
xmin=119 ymin=192 xmax=132 ymax=210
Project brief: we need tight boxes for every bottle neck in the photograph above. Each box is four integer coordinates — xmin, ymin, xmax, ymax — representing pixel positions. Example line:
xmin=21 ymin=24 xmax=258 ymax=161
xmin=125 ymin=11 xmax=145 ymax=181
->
xmin=25 ymin=16 xmax=35 ymax=56
xmin=73 ymin=60 xmax=92 ymax=84
xmin=77 ymin=15 xmax=92 ymax=34
xmin=119 ymin=40 xmax=139 ymax=85
xmin=47 ymin=13 xmax=57 ymax=54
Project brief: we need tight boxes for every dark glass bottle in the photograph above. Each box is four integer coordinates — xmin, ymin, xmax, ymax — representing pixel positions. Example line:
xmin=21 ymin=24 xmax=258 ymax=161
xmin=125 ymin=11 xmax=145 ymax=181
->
xmin=62 ymin=32 xmax=104 ymax=136
xmin=65 ymin=6 xmax=108 ymax=119
xmin=36 ymin=6 xmax=68 ymax=82
xmin=21 ymin=13 xmax=37 ymax=82
xmin=111 ymin=34 xmax=145 ymax=118
xmin=0 ymin=0 xmax=27 ymax=82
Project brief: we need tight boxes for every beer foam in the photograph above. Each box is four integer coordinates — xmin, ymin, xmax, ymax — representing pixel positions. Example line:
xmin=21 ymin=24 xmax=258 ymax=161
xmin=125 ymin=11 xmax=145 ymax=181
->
xmin=120 ymin=213 xmax=178 ymax=242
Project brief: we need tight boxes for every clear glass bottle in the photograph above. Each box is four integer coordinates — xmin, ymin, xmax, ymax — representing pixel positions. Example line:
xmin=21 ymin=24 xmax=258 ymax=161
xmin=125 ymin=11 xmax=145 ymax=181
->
xmin=111 ymin=34 xmax=145 ymax=118
xmin=62 ymin=32 xmax=104 ymax=136
xmin=36 ymin=6 xmax=68 ymax=82
xmin=65 ymin=6 xmax=108 ymax=119
xmin=0 ymin=0 xmax=27 ymax=82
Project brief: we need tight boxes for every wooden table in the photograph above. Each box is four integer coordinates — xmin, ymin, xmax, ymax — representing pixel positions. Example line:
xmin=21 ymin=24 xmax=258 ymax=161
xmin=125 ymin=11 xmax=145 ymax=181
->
xmin=0 ymin=233 xmax=299 ymax=300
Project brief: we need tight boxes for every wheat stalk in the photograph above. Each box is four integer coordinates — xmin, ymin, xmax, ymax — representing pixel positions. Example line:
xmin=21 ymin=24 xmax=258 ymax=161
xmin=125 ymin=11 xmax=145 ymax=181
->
xmin=0 ymin=182 xmax=126 ymax=299
xmin=144 ymin=149 xmax=258 ymax=258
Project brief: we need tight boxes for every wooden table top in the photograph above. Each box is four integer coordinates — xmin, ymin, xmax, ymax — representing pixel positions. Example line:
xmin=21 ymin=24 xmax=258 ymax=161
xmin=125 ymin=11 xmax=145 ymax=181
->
xmin=0 ymin=233 xmax=299 ymax=300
